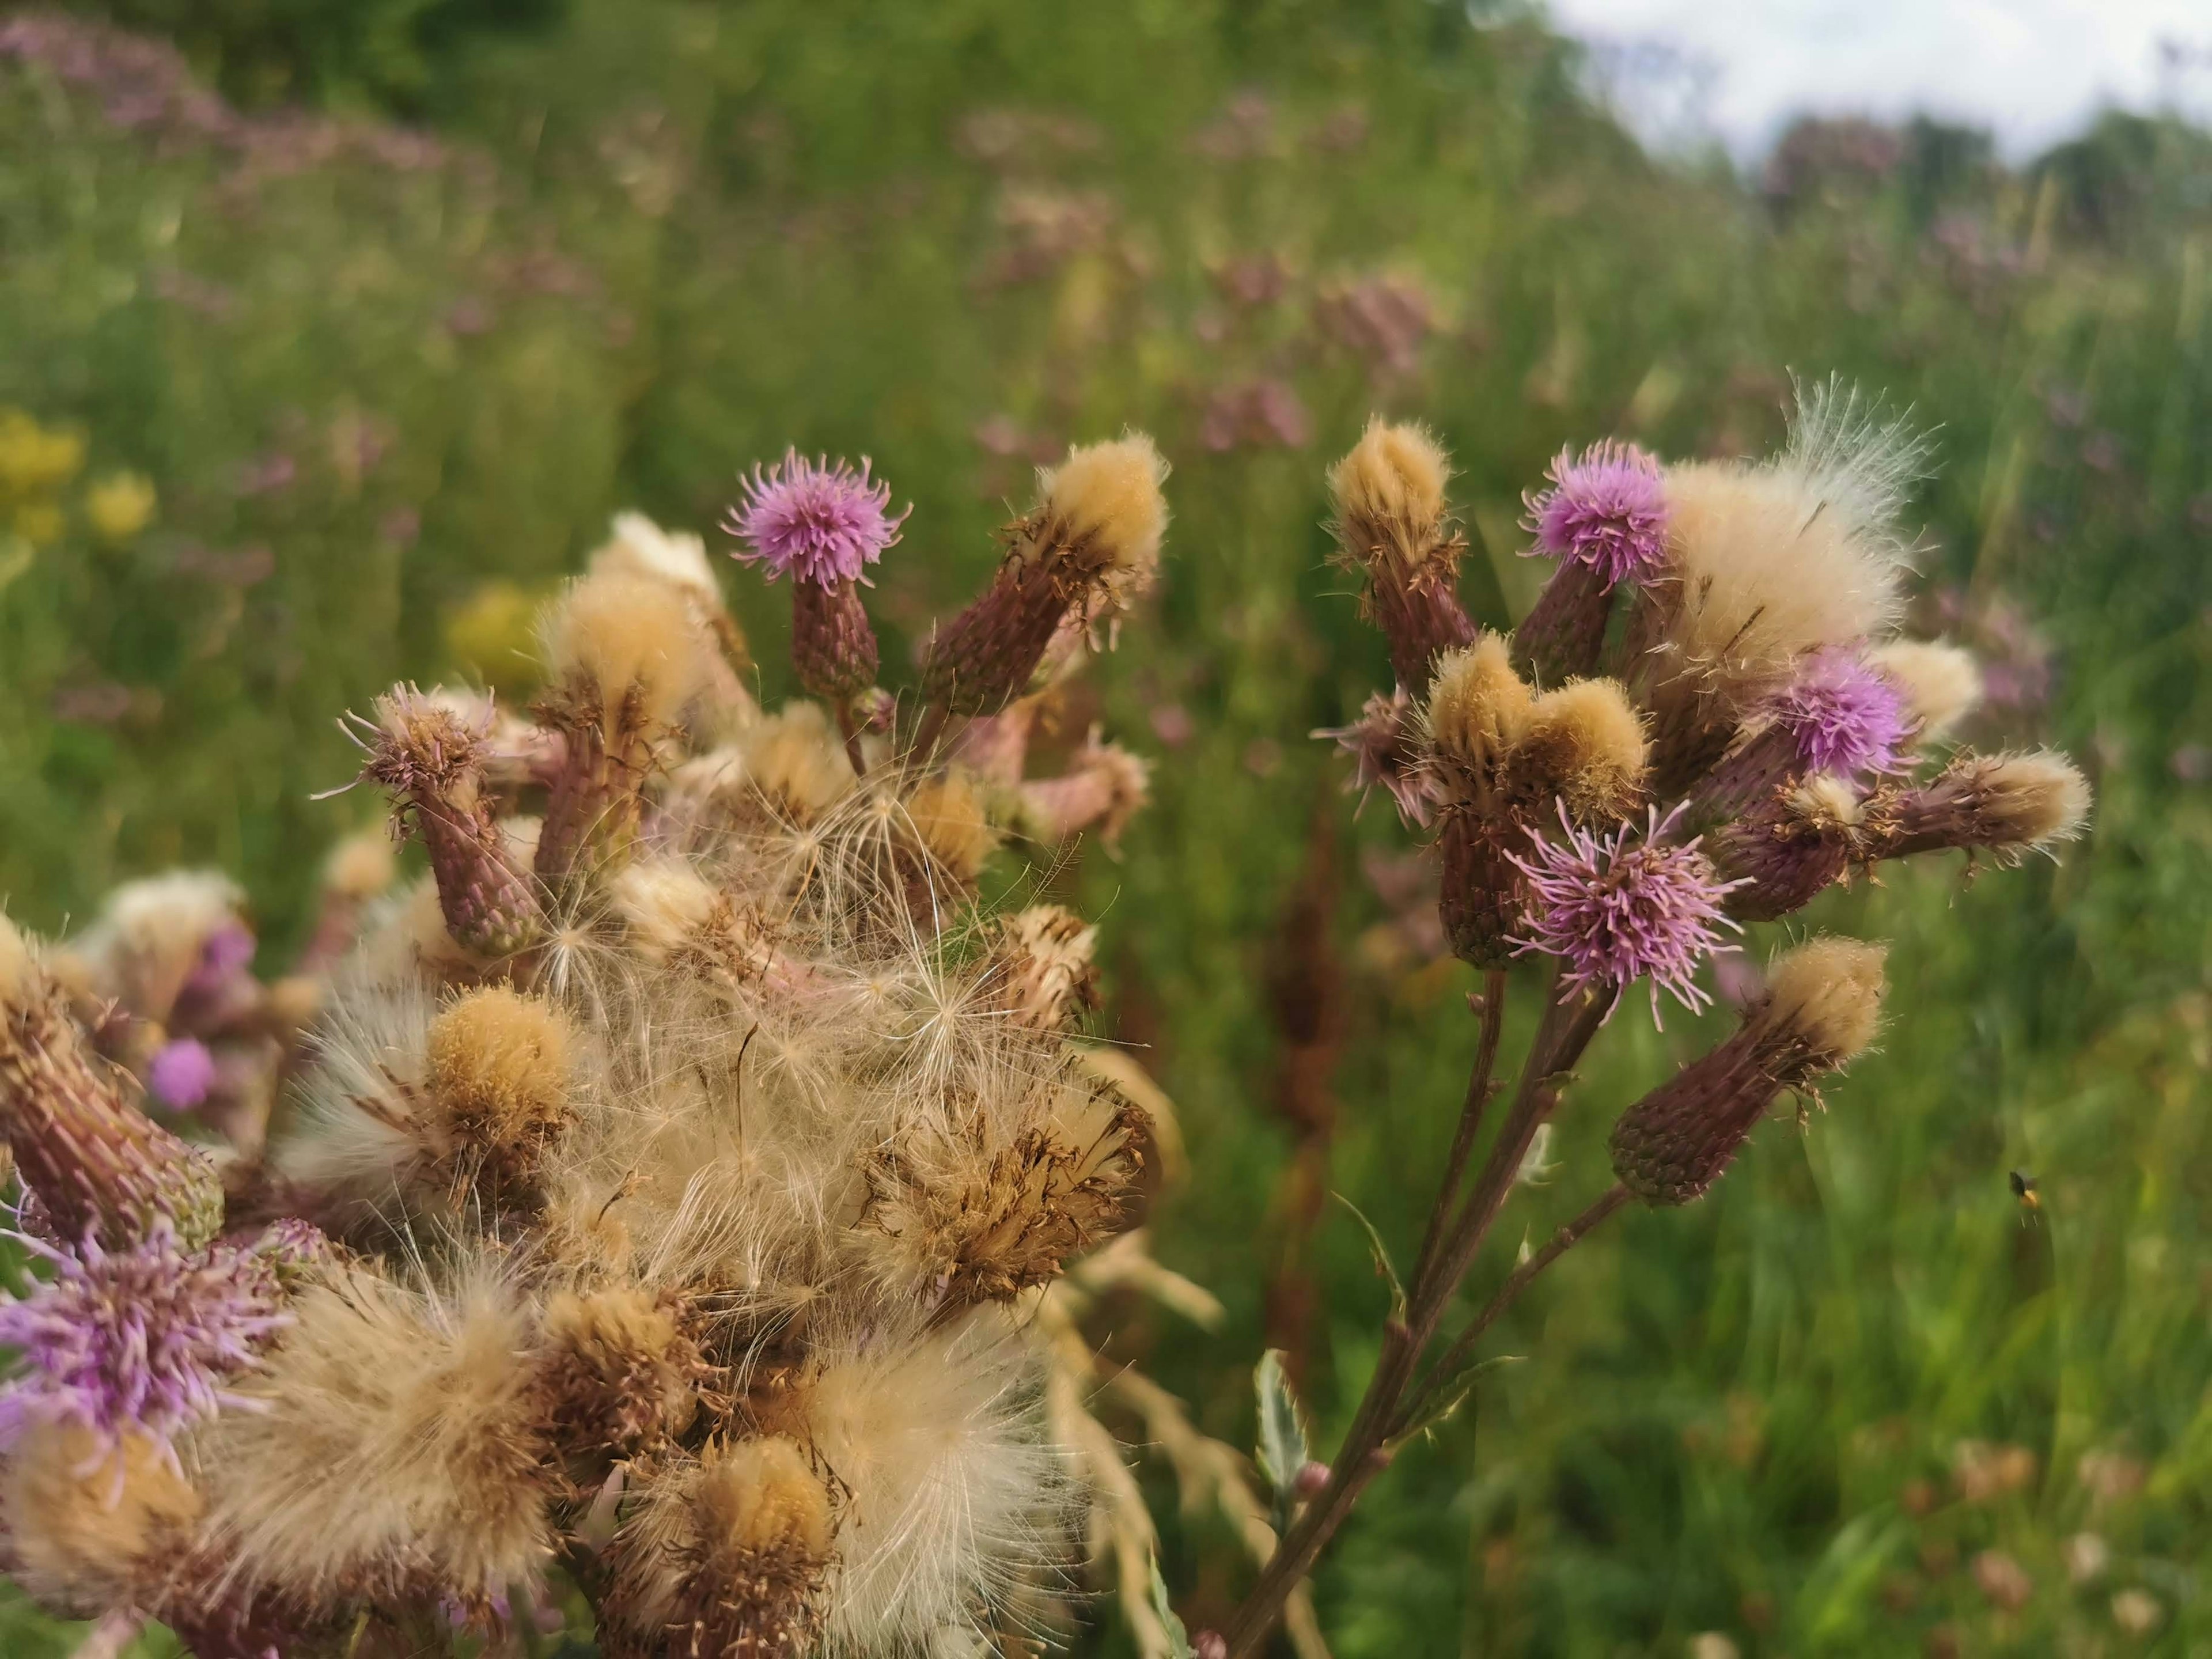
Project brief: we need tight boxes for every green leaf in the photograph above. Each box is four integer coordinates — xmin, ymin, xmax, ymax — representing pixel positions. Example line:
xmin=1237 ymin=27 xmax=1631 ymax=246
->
xmin=1334 ymin=1190 xmax=1407 ymax=1321
xmin=1253 ymin=1348 xmax=1310 ymax=1532
xmin=1391 ymin=1353 xmax=1523 ymax=1449
xmin=1149 ymin=1555 xmax=1195 ymax=1659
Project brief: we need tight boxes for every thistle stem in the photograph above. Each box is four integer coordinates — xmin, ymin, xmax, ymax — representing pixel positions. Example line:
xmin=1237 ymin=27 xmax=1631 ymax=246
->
xmin=1219 ymin=973 xmax=1608 ymax=1659
xmin=1407 ymin=969 xmax=1506 ymax=1306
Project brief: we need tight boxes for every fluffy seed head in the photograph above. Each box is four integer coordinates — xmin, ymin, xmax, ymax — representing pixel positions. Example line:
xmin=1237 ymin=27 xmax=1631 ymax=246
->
xmin=537 ymin=1286 xmax=703 ymax=1452
xmin=543 ymin=570 xmax=711 ymax=733
xmin=0 ymin=1225 xmax=288 ymax=1467
xmin=1523 ymin=440 xmax=1668 ymax=585
xmin=903 ymin=774 xmax=1001 ymax=885
xmin=1515 ymin=678 xmax=1649 ymax=821
xmin=425 ymin=988 xmax=573 ymax=1156
xmin=1508 ymin=802 xmax=1745 ymax=1023
xmin=1037 ymin=434 xmax=1169 ymax=590
xmin=596 ymin=510 xmax=727 ymax=615
xmin=1328 ymin=418 xmax=1450 ymax=548
xmin=321 ymin=829 xmax=397 ymax=901
xmin=1424 ymin=634 xmax=1533 ymax=781
xmin=1756 ymin=935 xmax=1887 ymax=1072
xmin=1868 ymin=638 xmax=1983 ymax=742
xmin=1 ymin=1423 xmax=203 ymax=1615
xmin=696 ymin=1435 xmax=834 ymax=1559
xmin=1971 ymin=751 xmax=2092 ymax=846
xmin=727 ymin=451 xmax=907 ymax=587
xmin=1761 ymin=647 xmax=1911 ymax=775
xmin=738 ymin=704 xmax=858 ymax=824
xmin=0 ymin=911 xmax=36 ymax=1010
xmin=984 ymin=906 xmax=1100 ymax=1031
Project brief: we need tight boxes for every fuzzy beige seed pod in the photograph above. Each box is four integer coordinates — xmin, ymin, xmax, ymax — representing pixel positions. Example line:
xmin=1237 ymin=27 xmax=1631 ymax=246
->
xmin=1872 ymin=750 xmax=2091 ymax=860
xmin=425 ymin=988 xmax=573 ymax=1196
xmin=1609 ymin=936 xmax=1887 ymax=1205
xmin=983 ymin=906 xmax=1100 ymax=1031
xmin=0 ymin=1424 xmax=202 ymax=1616
xmin=1510 ymin=677 xmax=1649 ymax=822
xmin=537 ymin=1286 xmax=707 ymax=1455
xmin=704 ymin=702 xmax=858 ymax=826
xmin=0 ymin=912 xmax=225 ymax=1249
xmin=902 ymin=773 xmax=1001 ymax=887
xmin=1868 ymin=639 xmax=1982 ymax=743
xmin=1423 ymin=634 xmax=1533 ymax=795
xmin=1328 ymin=418 xmax=1475 ymax=690
xmin=921 ymin=435 xmax=1169 ymax=718
xmin=535 ymin=571 xmax=716 ymax=885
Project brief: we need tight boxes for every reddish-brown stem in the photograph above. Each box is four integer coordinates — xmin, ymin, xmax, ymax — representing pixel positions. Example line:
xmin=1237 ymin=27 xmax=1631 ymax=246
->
xmin=1408 ymin=968 xmax=1507 ymax=1307
xmin=1393 ymin=1182 xmax=1630 ymax=1437
xmin=1219 ymin=975 xmax=1608 ymax=1658
xmin=834 ymin=700 xmax=868 ymax=779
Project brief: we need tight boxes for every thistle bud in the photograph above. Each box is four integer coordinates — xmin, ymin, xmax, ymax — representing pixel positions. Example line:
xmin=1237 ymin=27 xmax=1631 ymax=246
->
xmin=922 ymin=435 xmax=1168 ymax=718
xmin=1867 ymin=638 xmax=1982 ymax=744
xmin=1327 ymin=418 xmax=1475 ymax=690
xmin=1423 ymin=634 xmax=1534 ymax=801
xmin=1609 ymin=936 xmax=1885 ymax=1205
xmin=533 ymin=571 xmax=714 ymax=885
xmin=1869 ymin=750 xmax=2090 ymax=861
xmin=0 ymin=915 xmax=225 ymax=1250
xmin=1713 ymin=774 xmax=1866 ymax=921
xmin=1508 ymin=677 xmax=1648 ymax=823
xmin=1690 ymin=648 xmax=1909 ymax=828
xmin=1014 ymin=733 xmax=1151 ymax=847
xmin=355 ymin=687 xmax=541 ymax=960
xmin=1514 ymin=441 xmax=1668 ymax=683
xmin=790 ymin=576 xmax=880 ymax=702
xmin=1437 ymin=813 xmax=1527 ymax=969
xmin=983 ymin=906 xmax=1100 ymax=1031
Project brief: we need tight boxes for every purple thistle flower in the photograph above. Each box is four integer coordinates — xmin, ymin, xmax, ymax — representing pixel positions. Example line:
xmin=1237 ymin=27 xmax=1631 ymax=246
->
xmin=1508 ymin=801 xmax=1746 ymax=1025
xmin=0 ymin=1223 xmax=290 ymax=1468
xmin=146 ymin=1037 xmax=218 ymax=1111
xmin=183 ymin=921 xmax=255 ymax=996
xmin=1763 ymin=648 xmax=1911 ymax=776
xmin=1522 ymin=440 xmax=1669 ymax=586
xmin=725 ymin=450 xmax=908 ymax=588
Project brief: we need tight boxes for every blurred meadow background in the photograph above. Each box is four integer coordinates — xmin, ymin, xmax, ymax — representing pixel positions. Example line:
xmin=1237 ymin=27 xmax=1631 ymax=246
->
xmin=2 ymin=1 xmax=2211 ymax=1654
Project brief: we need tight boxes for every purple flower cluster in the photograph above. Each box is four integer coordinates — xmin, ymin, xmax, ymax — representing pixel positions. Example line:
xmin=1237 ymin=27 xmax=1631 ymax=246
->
xmin=1764 ymin=648 xmax=1910 ymax=775
xmin=726 ymin=451 xmax=907 ymax=588
xmin=1523 ymin=440 xmax=1669 ymax=586
xmin=1509 ymin=802 xmax=1744 ymax=1025
xmin=0 ymin=1224 xmax=291 ymax=1465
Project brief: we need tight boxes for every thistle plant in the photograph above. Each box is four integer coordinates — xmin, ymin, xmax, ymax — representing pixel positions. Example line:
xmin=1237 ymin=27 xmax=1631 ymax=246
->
xmin=0 ymin=434 xmax=1289 ymax=1657
xmin=1227 ymin=381 xmax=2088 ymax=1656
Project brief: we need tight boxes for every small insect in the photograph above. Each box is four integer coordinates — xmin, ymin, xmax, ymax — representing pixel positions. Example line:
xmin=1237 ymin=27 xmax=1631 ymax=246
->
xmin=2010 ymin=1171 xmax=2040 ymax=1217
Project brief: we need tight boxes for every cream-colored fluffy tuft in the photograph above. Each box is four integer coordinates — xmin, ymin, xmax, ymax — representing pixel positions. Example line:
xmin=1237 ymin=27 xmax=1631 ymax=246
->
xmin=0 ymin=1425 xmax=202 ymax=1615
xmin=205 ymin=1262 xmax=552 ymax=1606
xmin=71 ymin=870 xmax=244 ymax=1017
xmin=1516 ymin=677 xmax=1648 ymax=820
xmin=321 ymin=829 xmax=398 ymax=901
xmin=0 ymin=910 xmax=36 ymax=1010
xmin=1977 ymin=751 xmax=2092 ymax=846
xmin=1039 ymin=434 xmax=1169 ymax=586
xmin=593 ymin=511 xmax=725 ymax=616
xmin=805 ymin=1310 xmax=1068 ymax=1653
xmin=696 ymin=1436 xmax=834 ymax=1559
xmin=1869 ymin=639 xmax=1983 ymax=742
xmin=1423 ymin=634 xmax=1533 ymax=776
xmin=542 ymin=569 xmax=712 ymax=732
xmin=1761 ymin=936 xmax=1887 ymax=1067
xmin=903 ymin=772 xmax=1001 ymax=885
xmin=425 ymin=987 xmax=573 ymax=1156
xmin=736 ymin=703 xmax=859 ymax=824
xmin=1328 ymin=417 xmax=1450 ymax=543
xmin=1789 ymin=772 xmax=1865 ymax=827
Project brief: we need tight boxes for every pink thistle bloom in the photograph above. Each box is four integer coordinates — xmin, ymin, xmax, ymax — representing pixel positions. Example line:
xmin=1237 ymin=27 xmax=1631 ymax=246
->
xmin=0 ymin=1222 xmax=290 ymax=1469
xmin=146 ymin=1037 xmax=218 ymax=1111
xmin=724 ymin=450 xmax=908 ymax=587
xmin=1508 ymin=801 xmax=1745 ymax=1025
xmin=1522 ymin=439 xmax=1669 ymax=586
xmin=1764 ymin=647 xmax=1911 ymax=776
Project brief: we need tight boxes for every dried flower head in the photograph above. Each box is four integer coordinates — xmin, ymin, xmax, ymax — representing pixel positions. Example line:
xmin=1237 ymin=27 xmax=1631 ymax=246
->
xmin=1761 ymin=647 xmax=1910 ymax=776
xmin=726 ymin=450 xmax=907 ymax=587
xmin=0 ymin=1225 xmax=287 ymax=1471
xmin=1523 ymin=440 xmax=1668 ymax=586
xmin=1423 ymin=634 xmax=1533 ymax=794
xmin=1328 ymin=419 xmax=1474 ymax=688
xmin=1316 ymin=688 xmax=1440 ymax=827
xmin=1509 ymin=802 xmax=1744 ymax=1022
xmin=1873 ymin=749 xmax=2091 ymax=860
xmin=1867 ymin=638 xmax=1983 ymax=744
xmin=1512 ymin=677 xmax=1649 ymax=822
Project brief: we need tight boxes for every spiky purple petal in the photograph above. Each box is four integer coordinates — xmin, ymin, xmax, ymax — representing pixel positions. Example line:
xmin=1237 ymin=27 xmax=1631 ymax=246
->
xmin=1522 ymin=440 xmax=1669 ymax=586
xmin=725 ymin=450 xmax=907 ymax=587
xmin=1508 ymin=801 xmax=1745 ymax=1024
xmin=0 ymin=1223 xmax=290 ymax=1464
xmin=1764 ymin=648 xmax=1911 ymax=776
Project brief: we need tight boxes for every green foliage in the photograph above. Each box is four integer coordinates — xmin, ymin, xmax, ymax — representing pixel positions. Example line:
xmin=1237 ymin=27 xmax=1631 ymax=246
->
xmin=2 ymin=3 xmax=2211 ymax=1656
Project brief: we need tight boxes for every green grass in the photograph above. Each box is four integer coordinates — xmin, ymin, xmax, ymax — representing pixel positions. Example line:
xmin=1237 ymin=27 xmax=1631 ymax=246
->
xmin=2 ymin=3 xmax=2210 ymax=1654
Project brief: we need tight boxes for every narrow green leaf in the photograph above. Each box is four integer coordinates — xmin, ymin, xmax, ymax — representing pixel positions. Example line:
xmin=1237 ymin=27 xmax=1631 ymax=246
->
xmin=1149 ymin=1555 xmax=1195 ymax=1659
xmin=1334 ymin=1190 xmax=1407 ymax=1321
xmin=1253 ymin=1348 xmax=1310 ymax=1532
xmin=1391 ymin=1353 xmax=1523 ymax=1448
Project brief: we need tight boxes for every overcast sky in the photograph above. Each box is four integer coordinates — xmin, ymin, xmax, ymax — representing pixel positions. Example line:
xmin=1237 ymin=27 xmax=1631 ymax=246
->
xmin=1544 ymin=0 xmax=2212 ymax=159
